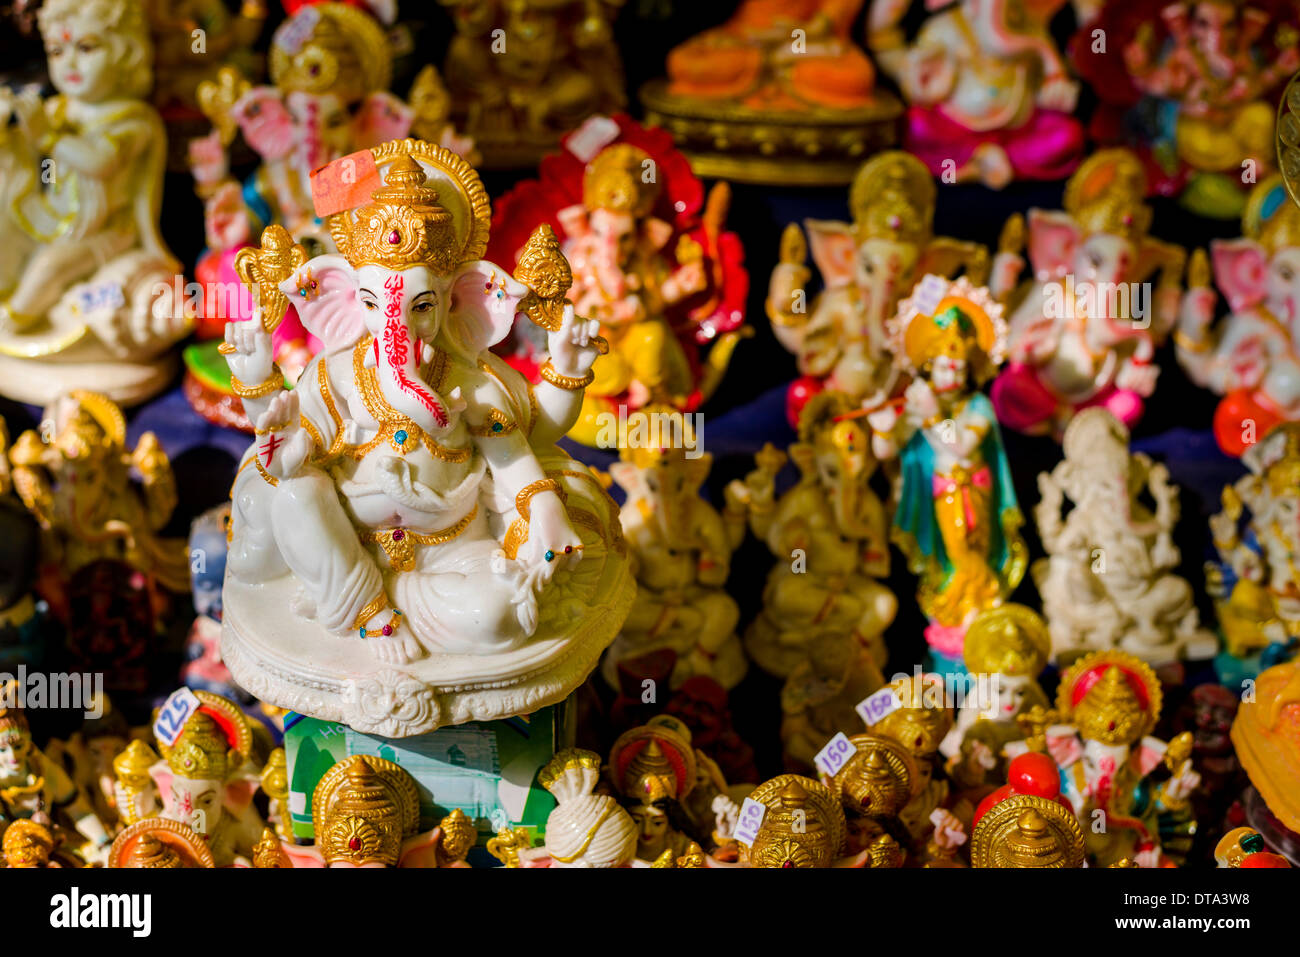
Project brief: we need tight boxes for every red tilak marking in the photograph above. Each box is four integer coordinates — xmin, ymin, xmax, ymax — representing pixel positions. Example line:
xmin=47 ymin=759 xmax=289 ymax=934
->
xmin=260 ymin=433 xmax=284 ymax=465
xmin=381 ymin=275 xmax=447 ymax=427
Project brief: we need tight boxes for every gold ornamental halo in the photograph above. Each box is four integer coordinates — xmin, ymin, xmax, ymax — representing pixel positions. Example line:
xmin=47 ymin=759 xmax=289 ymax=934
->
xmin=1056 ymin=649 xmax=1162 ymax=747
xmin=108 ymin=817 xmax=217 ymax=869
xmin=329 ymin=138 xmax=491 ymax=276
xmin=1277 ymin=71 xmax=1300 ymax=208
xmin=1062 ymin=148 xmax=1152 ymax=240
xmin=269 ymin=2 xmax=391 ymax=101
xmin=969 ymin=794 xmax=1085 ymax=868
xmin=848 ymin=151 xmax=935 ymax=247
xmin=963 ymin=604 xmax=1050 ymax=678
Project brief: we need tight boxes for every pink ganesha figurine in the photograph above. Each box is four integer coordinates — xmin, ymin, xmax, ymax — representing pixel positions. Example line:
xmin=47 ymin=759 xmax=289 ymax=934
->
xmin=867 ymin=0 xmax=1085 ymax=188
xmin=989 ymin=149 xmax=1186 ymax=438
xmin=1176 ymin=176 xmax=1300 ymax=456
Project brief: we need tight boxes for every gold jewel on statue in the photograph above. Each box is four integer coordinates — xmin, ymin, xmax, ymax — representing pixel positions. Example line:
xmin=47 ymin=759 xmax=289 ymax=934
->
xmin=1062 ymin=150 xmax=1152 ymax=241
xmin=329 ymin=141 xmax=490 ymax=276
xmin=513 ymin=224 xmax=573 ymax=332
xmin=108 ymin=817 xmax=216 ymax=869
xmin=313 ymin=754 xmax=420 ymax=867
xmin=849 ymin=152 xmax=935 ymax=247
xmin=583 ymin=145 xmax=660 ymax=218
xmin=515 ymin=478 xmax=565 ymax=523
xmin=538 ymin=361 xmax=594 ymax=391
xmin=361 ymin=506 xmax=479 ymax=572
xmin=1056 ymin=650 xmax=1162 ymax=747
xmin=230 ymin=367 xmax=284 ymax=399
xmin=349 ymin=337 xmax=469 ymax=463
xmin=438 ymin=808 xmax=475 ymax=863
xmin=746 ymin=775 xmax=846 ymax=868
xmin=963 ymin=604 xmax=1051 ymax=677
xmin=2 ymin=818 xmax=54 ymax=868
xmin=253 ymin=827 xmax=284 ymax=868
xmin=232 ymin=224 xmax=308 ymax=335
xmin=969 ymin=795 xmax=1086 ymax=868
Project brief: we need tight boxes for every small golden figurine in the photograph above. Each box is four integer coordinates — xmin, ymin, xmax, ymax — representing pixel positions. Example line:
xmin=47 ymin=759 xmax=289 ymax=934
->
xmin=641 ymin=0 xmax=903 ymax=185
xmin=108 ymin=817 xmax=216 ymax=868
xmin=2 ymin=817 xmax=61 ymax=868
xmin=603 ymin=407 xmax=747 ymax=691
xmin=969 ymin=795 xmax=1085 ymax=868
xmin=437 ymin=0 xmax=627 ymax=168
xmin=829 ymin=733 xmax=918 ymax=866
xmin=742 ymin=774 xmax=847 ymax=868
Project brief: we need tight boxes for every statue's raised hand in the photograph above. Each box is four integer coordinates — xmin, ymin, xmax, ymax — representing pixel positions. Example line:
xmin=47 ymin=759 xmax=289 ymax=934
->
xmin=254 ymin=391 xmax=310 ymax=482
xmin=546 ymin=303 xmax=605 ymax=378
xmin=224 ymin=320 xmax=276 ymax=387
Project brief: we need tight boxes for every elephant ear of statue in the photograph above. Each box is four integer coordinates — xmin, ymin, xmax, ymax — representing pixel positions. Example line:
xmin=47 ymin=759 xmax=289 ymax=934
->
xmin=443 ymin=262 xmax=530 ymax=361
xmin=1025 ymin=209 xmax=1081 ymax=282
xmin=804 ymin=220 xmax=857 ymax=289
xmin=1208 ymin=238 xmax=1269 ymax=312
xmin=277 ymin=255 xmax=366 ymax=352
xmin=231 ymin=87 xmax=296 ymax=162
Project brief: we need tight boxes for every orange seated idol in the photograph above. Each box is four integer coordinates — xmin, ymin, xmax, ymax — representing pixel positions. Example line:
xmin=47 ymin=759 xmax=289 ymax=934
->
xmin=666 ymin=0 xmax=877 ymax=110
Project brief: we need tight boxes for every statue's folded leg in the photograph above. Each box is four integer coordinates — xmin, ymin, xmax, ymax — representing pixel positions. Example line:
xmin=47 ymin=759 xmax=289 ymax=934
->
xmin=271 ymin=470 xmax=385 ymax=635
xmin=8 ymin=232 xmax=130 ymax=318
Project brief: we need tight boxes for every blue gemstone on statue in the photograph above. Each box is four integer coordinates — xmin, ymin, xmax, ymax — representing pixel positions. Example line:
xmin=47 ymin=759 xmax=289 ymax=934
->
xmin=394 ymin=429 xmax=408 ymax=445
xmin=544 ymin=550 xmax=555 ymax=562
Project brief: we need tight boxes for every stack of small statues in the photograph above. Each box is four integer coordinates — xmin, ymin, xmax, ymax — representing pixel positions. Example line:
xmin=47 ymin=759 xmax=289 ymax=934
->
xmin=2 ymin=0 xmax=1300 ymax=870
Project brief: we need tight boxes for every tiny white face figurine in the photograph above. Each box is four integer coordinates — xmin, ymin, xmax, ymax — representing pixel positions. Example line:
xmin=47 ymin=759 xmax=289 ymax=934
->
xmin=1081 ymin=738 xmax=1130 ymax=784
xmin=0 ymin=731 xmax=31 ymax=780
xmin=44 ymin=18 xmax=121 ymax=103
xmin=973 ymin=673 xmax=1033 ymax=722
xmin=165 ymin=777 xmax=224 ymax=836
xmin=930 ymin=354 xmax=967 ymax=394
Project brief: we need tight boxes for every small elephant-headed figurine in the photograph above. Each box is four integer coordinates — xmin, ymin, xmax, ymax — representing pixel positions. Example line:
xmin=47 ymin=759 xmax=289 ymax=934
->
xmin=488 ymin=118 xmax=749 ymax=448
xmin=939 ymin=604 xmax=1052 ymax=789
xmin=1046 ymin=650 xmax=1200 ymax=867
xmin=602 ymin=406 xmax=747 ymax=691
xmin=219 ymin=139 xmax=633 ymax=736
xmin=1033 ymin=408 xmax=1217 ymax=664
xmin=988 ymin=149 xmax=1186 ymax=440
xmin=867 ymin=0 xmax=1085 ymax=188
xmin=727 ymin=392 xmax=897 ymax=680
xmin=767 ymin=152 xmax=989 ymax=427
xmin=1177 ymin=176 xmax=1300 ymax=455
xmin=0 ymin=0 xmax=190 ymax=405
xmin=1208 ymin=423 xmax=1300 ymax=680
xmin=115 ymin=689 xmax=271 ymax=867
xmin=254 ymin=754 xmax=474 ymax=868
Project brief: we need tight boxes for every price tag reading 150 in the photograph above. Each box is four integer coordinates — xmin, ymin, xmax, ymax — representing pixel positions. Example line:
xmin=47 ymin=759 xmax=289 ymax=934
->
xmin=733 ymin=797 xmax=767 ymax=846
xmin=153 ymin=688 xmax=202 ymax=748
xmin=813 ymin=732 xmax=856 ymax=778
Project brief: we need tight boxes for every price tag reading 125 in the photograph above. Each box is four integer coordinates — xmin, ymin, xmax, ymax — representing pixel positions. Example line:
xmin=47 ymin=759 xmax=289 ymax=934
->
xmin=153 ymin=688 xmax=202 ymax=748
xmin=855 ymin=687 xmax=905 ymax=727
xmin=733 ymin=797 xmax=767 ymax=846
xmin=813 ymin=732 xmax=856 ymax=778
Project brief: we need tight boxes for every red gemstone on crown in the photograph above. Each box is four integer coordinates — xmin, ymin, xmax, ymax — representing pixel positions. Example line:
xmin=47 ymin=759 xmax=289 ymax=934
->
xmin=349 ymin=837 xmax=361 ymax=851
xmin=389 ymin=230 xmax=401 ymax=244
xmin=392 ymin=529 xmax=405 ymax=541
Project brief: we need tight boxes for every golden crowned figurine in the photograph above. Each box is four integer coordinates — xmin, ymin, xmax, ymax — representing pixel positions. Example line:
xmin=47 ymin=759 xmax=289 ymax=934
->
xmin=969 ymin=795 xmax=1085 ymax=868
xmin=641 ymin=0 xmax=902 ymax=184
xmin=866 ymin=275 xmax=1025 ymax=669
xmin=742 ymin=774 xmax=847 ymax=868
xmin=0 ymin=0 xmax=191 ymax=404
xmin=218 ymin=138 xmax=633 ymax=736
xmin=829 ymin=733 xmax=918 ymax=866
xmin=108 ymin=817 xmax=216 ymax=868
xmin=1046 ymin=651 xmax=1199 ymax=867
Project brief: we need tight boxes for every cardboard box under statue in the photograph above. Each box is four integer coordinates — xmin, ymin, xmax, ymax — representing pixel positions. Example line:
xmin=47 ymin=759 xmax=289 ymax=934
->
xmin=281 ymin=705 xmax=566 ymax=851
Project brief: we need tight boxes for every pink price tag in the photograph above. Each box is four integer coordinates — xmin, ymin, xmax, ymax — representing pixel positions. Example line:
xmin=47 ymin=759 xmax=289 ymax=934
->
xmin=813 ymin=731 xmax=856 ymax=778
xmin=565 ymin=115 xmax=621 ymax=163
xmin=733 ymin=797 xmax=767 ymax=846
xmin=276 ymin=7 xmax=320 ymax=54
xmin=153 ymin=687 xmax=202 ymax=748
xmin=855 ymin=688 xmax=904 ymax=728
xmin=311 ymin=149 xmax=382 ymax=218
xmin=912 ymin=273 xmax=950 ymax=316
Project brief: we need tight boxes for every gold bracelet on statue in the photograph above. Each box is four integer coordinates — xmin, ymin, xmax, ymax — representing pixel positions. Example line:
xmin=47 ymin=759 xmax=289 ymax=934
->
xmin=231 ymin=365 xmax=284 ymax=399
xmin=1173 ymin=331 xmax=1211 ymax=354
xmin=353 ymin=593 xmax=388 ymax=633
xmin=538 ymin=361 xmax=594 ymax=391
xmin=515 ymin=478 xmax=566 ymax=522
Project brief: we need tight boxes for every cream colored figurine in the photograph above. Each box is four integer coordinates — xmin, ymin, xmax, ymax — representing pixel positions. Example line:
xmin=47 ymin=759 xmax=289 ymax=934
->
xmin=726 ymin=392 xmax=896 ymax=680
xmin=219 ymin=140 xmax=633 ymax=736
xmin=0 ymin=0 xmax=191 ymax=404
xmin=1034 ymin=408 xmax=1216 ymax=665
xmin=602 ymin=407 xmax=747 ymax=691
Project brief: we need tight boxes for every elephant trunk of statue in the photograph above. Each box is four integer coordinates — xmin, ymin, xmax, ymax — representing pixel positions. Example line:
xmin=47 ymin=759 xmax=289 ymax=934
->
xmin=833 ymin=477 xmax=875 ymax=540
xmin=376 ymin=312 xmax=451 ymax=436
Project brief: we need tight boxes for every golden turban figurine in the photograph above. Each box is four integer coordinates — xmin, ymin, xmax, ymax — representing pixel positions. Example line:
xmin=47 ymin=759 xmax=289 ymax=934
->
xmin=744 ymin=774 xmax=847 ymax=868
